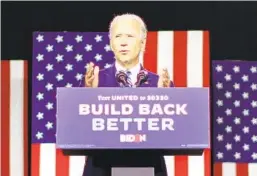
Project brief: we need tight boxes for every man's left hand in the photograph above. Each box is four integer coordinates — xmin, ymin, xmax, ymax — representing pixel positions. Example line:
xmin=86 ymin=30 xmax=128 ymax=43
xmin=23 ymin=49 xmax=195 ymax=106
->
xmin=158 ymin=68 xmax=170 ymax=88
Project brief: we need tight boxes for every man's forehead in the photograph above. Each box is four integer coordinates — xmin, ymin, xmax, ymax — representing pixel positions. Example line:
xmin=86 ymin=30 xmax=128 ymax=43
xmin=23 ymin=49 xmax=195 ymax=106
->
xmin=112 ymin=18 xmax=141 ymax=29
xmin=111 ymin=21 xmax=140 ymax=37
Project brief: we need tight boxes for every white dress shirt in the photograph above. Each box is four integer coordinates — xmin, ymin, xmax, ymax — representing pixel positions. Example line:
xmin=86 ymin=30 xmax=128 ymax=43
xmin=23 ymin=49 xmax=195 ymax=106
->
xmin=115 ymin=61 xmax=141 ymax=85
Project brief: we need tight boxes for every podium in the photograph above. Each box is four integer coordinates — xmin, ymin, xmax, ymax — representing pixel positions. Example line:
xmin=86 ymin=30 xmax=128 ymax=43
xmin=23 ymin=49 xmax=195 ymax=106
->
xmin=56 ymin=88 xmax=210 ymax=176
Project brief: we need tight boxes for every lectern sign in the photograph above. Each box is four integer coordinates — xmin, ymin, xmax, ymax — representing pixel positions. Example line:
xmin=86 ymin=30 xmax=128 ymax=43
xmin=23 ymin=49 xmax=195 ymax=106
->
xmin=56 ymin=88 xmax=210 ymax=149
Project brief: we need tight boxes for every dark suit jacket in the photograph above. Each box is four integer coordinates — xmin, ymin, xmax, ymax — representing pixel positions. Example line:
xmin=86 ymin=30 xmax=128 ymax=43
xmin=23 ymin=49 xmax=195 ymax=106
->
xmin=81 ymin=63 xmax=174 ymax=176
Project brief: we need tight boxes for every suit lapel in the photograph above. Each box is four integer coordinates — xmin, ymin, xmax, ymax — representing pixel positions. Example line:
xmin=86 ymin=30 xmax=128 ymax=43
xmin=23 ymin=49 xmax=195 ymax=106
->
xmin=138 ymin=65 xmax=156 ymax=87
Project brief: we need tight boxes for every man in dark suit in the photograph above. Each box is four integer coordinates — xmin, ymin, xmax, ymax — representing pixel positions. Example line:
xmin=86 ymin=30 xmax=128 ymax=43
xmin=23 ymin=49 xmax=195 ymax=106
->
xmin=82 ymin=13 xmax=174 ymax=176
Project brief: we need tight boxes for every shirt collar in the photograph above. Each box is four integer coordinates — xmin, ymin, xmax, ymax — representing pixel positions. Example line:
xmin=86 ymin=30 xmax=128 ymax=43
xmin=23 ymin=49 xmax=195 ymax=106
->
xmin=115 ymin=61 xmax=141 ymax=74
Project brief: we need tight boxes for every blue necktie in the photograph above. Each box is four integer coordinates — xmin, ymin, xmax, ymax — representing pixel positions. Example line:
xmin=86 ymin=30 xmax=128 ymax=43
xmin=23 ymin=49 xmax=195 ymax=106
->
xmin=126 ymin=71 xmax=133 ymax=87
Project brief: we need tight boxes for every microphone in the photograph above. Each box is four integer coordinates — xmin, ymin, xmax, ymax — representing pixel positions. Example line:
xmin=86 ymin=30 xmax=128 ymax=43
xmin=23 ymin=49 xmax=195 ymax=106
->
xmin=115 ymin=70 xmax=129 ymax=87
xmin=135 ymin=70 xmax=148 ymax=87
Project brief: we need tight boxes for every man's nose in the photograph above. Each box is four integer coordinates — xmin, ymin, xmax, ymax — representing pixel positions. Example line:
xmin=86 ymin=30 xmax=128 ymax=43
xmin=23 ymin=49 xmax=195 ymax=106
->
xmin=120 ymin=36 xmax=128 ymax=47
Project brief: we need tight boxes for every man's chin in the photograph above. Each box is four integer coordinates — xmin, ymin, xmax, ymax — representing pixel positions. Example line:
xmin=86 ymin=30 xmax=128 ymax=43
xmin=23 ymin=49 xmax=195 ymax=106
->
xmin=118 ymin=58 xmax=131 ymax=64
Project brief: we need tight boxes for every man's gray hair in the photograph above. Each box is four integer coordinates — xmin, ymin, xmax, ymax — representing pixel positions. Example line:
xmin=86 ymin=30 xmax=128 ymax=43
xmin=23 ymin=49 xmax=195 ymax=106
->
xmin=108 ymin=13 xmax=148 ymax=40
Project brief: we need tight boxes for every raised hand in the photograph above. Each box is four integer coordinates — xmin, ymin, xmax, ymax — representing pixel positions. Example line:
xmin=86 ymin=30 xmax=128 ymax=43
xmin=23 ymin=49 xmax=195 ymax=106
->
xmin=84 ymin=62 xmax=99 ymax=88
xmin=157 ymin=68 xmax=170 ymax=88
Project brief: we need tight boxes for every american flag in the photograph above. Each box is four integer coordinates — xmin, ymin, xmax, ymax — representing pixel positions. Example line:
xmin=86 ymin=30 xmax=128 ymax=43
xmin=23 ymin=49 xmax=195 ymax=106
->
xmin=213 ymin=61 xmax=257 ymax=176
xmin=31 ymin=31 xmax=211 ymax=176
xmin=1 ymin=60 xmax=28 ymax=176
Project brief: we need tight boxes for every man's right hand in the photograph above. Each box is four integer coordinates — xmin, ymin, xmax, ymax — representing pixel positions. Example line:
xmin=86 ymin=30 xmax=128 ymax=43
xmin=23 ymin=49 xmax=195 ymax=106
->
xmin=84 ymin=62 xmax=99 ymax=87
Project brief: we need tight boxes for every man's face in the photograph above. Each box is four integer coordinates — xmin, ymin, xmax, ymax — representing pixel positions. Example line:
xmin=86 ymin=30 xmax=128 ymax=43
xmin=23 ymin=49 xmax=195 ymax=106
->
xmin=110 ymin=18 xmax=145 ymax=65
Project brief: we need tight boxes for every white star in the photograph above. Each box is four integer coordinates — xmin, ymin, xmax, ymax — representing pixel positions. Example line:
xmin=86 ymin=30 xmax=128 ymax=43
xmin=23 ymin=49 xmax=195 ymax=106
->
xmin=251 ymin=101 xmax=257 ymax=108
xmin=36 ymin=34 xmax=44 ymax=42
xmin=251 ymin=117 xmax=257 ymax=125
xmin=215 ymin=65 xmax=223 ymax=72
xmin=216 ymin=152 xmax=223 ymax=159
xmin=46 ymin=102 xmax=54 ymax=110
xmin=85 ymin=44 xmax=92 ymax=51
xmin=65 ymin=83 xmax=73 ymax=88
xmin=36 ymin=112 xmax=44 ymax=120
xmin=75 ymin=73 xmax=83 ymax=81
xmin=46 ymin=44 xmax=54 ymax=52
xmin=252 ymin=135 xmax=257 ymax=143
xmin=217 ymin=134 xmax=223 ymax=141
xmin=104 ymin=44 xmax=111 ymax=52
xmin=216 ymin=100 xmax=223 ymax=107
xmin=65 ymin=64 xmax=73 ymax=71
xmin=243 ymin=144 xmax=250 ymax=151
xmin=216 ymin=117 xmax=223 ymax=124
xmin=224 ymin=74 xmax=232 ymax=81
xmin=75 ymin=35 xmax=83 ymax=43
xmin=234 ymin=152 xmax=241 ymax=160
xmin=225 ymin=109 xmax=232 ymax=116
xmin=233 ymin=65 xmax=240 ymax=73
xmin=242 ymin=75 xmax=249 ymax=82
xmin=233 ymin=83 xmax=240 ymax=90
xmin=252 ymin=153 xmax=257 ymax=160
xmin=242 ymin=109 xmax=249 ymax=116
xmin=225 ymin=143 xmax=232 ymax=150
xmin=45 ymin=63 xmax=53 ymax=71
xmin=36 ymin=54 xmax=44 ymax=62
xmin=234 ymin=100 xmax=240 ymax=107
xmin=94 ymin=53 xmax=102 ymax=62
xmin=234 ymin=117 xmax=241 ymax=125
xmin=242 ymin=126 xmax=249 ymax=134
xmin=75 ymin=54 xmax=83 ymax=62
xmin=36 ymin=131 xmax=43 ymax=140
xmin=225 ymin=126 xmax=232 ymax=133
xmin=36 ymin=73 xmax=44 ymax=81
xmin=56 ymin=54 xmax=64 ymax=62
xmin=234 ymin=134 xmax=241 ymax=142
xmin=250 ymin=66 xmax=257 ymax=73
xmin=242 ymin=92 xmax=249 ymax=99
xmin=45 ymin=122 xmax=53 ymax=130
xmin=65 ymin=45 xmax=73 ymax=52
xmin=56 ymin=73 xmax=64 ymax=81
xmin=251 ymin=83 xmax=257 ymax=91
xmin=36 ymin=92 xmax=44 ymax=101
xmin=216 ymin=82 xmax=223 ymax=89
xmin=55 ymin=35 xmax=63 ymax=43
xmin=225 ymin=91 xmax=232 ymax=99
xmin=45 ymin=83 xmax=53 ymax=91
xmin=104 ymin=63 xmax=112 ymax=69
xmin=95 ymin=34 xmax=102 ymax=42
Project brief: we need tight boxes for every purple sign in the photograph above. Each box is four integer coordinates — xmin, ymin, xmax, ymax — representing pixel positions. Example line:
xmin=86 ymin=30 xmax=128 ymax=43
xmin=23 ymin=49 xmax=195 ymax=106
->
xmin=56 ymin=88 xmax=210 ymax=149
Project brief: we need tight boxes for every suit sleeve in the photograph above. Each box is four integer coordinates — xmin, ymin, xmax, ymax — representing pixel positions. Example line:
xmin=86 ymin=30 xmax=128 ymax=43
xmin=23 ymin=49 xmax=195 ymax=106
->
xmin=169 ymin=80 xmax=175 ymax=87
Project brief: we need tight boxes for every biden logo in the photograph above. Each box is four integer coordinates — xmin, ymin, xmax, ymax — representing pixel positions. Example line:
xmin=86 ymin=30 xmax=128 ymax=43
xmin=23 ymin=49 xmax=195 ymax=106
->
xmin=120 ymin=134 xmax=147 ymax=143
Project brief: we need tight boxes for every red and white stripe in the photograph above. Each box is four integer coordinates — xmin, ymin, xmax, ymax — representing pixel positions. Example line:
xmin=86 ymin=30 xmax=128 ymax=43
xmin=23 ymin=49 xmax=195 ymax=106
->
xmin=214 ymin=163 xmax=257 ymax=176
xmin=143 ymin=30 xmax=211 ymax=176
xmin=1 ymin=60 xmax=28 ymax=176
xmin=31 ymin=144 xmax=86 ymax=176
